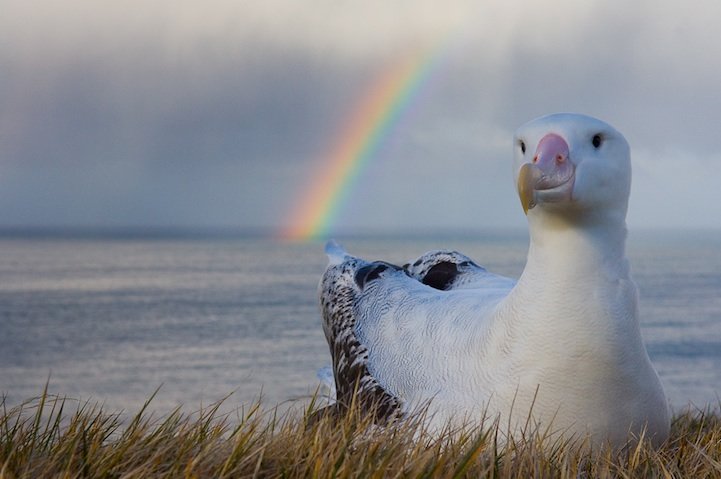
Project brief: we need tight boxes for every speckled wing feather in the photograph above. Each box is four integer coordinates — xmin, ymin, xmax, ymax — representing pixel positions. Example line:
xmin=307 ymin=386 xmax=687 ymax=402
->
xmin=315 ymin=242 xmax=515 ymax=425
xmin=403 ymin=250 xmax=515 ymax=291
xmin=318 ymin=253 xmax=404 ymax=422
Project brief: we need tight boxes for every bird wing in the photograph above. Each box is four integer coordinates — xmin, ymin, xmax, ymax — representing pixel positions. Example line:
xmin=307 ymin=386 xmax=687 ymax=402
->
xmin=319 ymin=242 xmax=512 ymax=420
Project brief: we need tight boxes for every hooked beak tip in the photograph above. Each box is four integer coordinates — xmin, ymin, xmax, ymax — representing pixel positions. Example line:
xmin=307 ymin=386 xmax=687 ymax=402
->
xmin=517 ymin=163 xmax=536 ymax=215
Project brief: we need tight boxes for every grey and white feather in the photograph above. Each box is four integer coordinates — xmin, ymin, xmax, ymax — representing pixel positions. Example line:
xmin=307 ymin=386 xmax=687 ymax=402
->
xmin=318 ymin=241 xmax=404 ymax=421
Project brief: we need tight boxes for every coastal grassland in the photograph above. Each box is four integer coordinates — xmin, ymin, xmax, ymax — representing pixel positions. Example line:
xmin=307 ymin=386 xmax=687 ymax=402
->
xmin=1 ymin=389 xmax=720 ymax=478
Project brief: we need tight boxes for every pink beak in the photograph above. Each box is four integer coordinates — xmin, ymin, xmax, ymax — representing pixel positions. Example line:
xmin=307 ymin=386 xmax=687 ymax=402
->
xmin=518 ymin=133 xmax=575 ymax=214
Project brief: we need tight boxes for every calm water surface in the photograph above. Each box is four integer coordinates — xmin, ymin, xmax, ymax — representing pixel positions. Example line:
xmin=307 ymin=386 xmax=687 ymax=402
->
xmin=0 ymin=231 xmax=719 ymax=415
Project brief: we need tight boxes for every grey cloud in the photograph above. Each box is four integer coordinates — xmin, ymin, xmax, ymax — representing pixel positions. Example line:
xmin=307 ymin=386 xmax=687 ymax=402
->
xmin=1 ymin=0 xmax=720 ymax=231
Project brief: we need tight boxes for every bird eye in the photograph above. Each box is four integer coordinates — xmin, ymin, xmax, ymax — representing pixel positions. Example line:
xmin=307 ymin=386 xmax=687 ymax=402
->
xmin=519 ymin=141 xmax=526 ymax=154
xmin=592 ymin=134 xmax=603 ymax=149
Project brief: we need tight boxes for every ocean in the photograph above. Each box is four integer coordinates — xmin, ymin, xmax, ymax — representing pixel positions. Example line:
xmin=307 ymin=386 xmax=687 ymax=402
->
xmin=1 ymin=230 xmax=719 ymax=416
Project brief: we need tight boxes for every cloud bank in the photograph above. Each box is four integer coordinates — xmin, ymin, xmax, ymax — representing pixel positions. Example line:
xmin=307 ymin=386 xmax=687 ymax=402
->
xmin=1 ymin=0 xmax=720 ymax=232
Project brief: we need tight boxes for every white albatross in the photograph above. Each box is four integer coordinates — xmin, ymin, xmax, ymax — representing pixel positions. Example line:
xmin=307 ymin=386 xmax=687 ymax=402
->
xmin=316 ymin=113 xmax=670 ymax=447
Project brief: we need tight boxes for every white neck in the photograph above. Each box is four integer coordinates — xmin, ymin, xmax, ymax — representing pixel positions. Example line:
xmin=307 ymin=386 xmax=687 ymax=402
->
xmin=494 ymin=207 xmax=637 ymax=351
xmin=523 ymin=208 xmax=629 ymax=285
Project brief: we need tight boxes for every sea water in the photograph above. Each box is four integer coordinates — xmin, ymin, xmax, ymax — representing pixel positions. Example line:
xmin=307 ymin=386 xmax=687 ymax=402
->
xmin=0 ymin=230 xmax=719 ymax=415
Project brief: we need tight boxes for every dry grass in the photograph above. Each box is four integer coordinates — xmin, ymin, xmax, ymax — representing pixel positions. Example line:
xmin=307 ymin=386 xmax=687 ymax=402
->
xmin=2 ymin=387 xmax=720 ymax=478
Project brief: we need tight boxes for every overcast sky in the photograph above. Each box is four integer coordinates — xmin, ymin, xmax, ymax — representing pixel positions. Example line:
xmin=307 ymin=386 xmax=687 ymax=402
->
xmin=2 ymin=0 xmax=720 ymax=235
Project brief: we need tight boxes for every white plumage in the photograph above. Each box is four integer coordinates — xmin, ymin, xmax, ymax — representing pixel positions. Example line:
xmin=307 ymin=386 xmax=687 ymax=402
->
xmin=318 ymin=113 xmax=670 ymax=447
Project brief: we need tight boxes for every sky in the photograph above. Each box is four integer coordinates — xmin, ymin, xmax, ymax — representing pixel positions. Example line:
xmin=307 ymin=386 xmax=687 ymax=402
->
xmin=2 ymin=0 xmax=720 ymax=235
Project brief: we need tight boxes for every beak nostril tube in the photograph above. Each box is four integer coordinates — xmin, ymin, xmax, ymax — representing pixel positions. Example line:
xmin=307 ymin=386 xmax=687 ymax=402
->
xmin=533 ymin=133 xmax=570 ymax=168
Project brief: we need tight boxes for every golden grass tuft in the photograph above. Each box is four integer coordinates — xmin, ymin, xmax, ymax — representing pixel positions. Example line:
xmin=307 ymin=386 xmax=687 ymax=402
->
xmin=1 ymin=387 xmax=720 ymax=478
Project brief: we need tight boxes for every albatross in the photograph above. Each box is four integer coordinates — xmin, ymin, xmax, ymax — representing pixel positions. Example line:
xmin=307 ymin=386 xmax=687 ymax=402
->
xmin=317 ymin=113 xmax=670 ymax=447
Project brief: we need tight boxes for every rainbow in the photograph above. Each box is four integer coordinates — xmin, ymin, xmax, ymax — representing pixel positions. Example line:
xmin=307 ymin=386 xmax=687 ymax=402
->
xmin=278 ymin=43 xmax=449 ymax=240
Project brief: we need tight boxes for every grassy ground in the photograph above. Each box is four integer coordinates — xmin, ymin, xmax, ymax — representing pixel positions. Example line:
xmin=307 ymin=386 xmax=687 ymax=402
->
xmin=1 ymin=388 xmax=720 ymax=478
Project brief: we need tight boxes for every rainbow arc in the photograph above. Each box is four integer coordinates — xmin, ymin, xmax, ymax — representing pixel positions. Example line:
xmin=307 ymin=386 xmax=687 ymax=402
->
xmin=278 ymin=42 xmax=449 ymax=241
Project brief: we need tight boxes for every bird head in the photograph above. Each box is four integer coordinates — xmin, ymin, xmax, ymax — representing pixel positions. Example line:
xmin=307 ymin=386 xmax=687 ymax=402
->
xmin=513 ymin=113 xmax=631 ymax=222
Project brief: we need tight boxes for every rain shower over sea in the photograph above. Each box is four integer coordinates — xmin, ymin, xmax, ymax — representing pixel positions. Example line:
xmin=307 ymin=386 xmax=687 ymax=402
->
xmin=1 ymin=230 xmax=720 ymax=415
